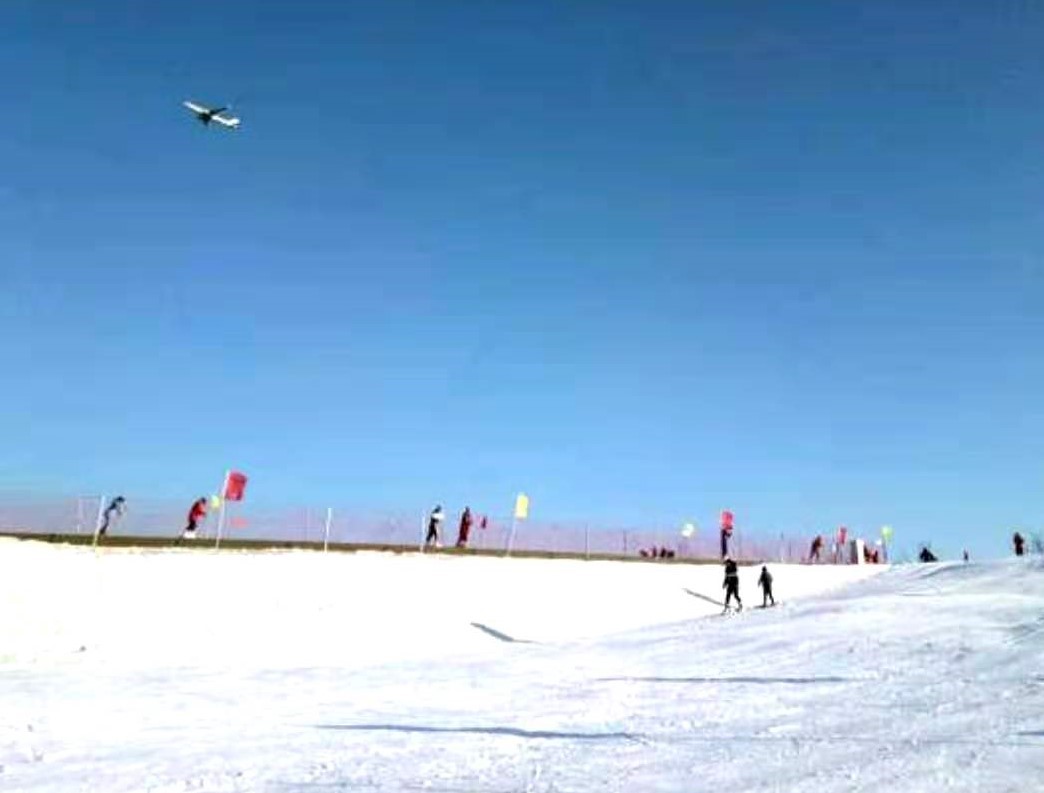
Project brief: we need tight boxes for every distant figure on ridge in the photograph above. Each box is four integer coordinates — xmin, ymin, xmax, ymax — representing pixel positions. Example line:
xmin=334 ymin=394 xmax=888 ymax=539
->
xmin=1013 ymin=532 xmax=1025 ymax=557
xmin=758 ymin=565 xmax=775 ymax=607
xmin=919 ymin=546 xmax=938 ymax=563
xmin=809 ymin=535 xmax=824 ymax=563
xmin=425 ymin=504 xmax=444 ymax=548
xmin=722 ymin=557 xmax=742 ymax=613
xmin=456 ymin=507 xmax=473 ymax=549
xmin=183 ymin=497 xmax=207 ymax=539
xmin=97 ymin=496 xmax=126 ymax=537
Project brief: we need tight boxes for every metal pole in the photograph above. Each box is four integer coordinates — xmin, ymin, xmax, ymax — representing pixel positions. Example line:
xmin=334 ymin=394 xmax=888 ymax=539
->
xmin=215 ymin=471 xmax=230 ymax=550
xmin=92 ymin=494 xmax=107 ymax=549
xmin=323 ymin=507 xmax=333 ymax=553
xmin=506 ymin=516 xmax=518 ymax=556
xmin=584 ymin=524 xmax=590 ymax=560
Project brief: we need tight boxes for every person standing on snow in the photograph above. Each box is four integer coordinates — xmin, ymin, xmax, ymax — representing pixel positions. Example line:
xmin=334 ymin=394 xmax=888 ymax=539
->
xmin=722 ymin=557 xmax=742 ymax=612
xmin=456 ymin=506 xmax=473 ymax=548
xmin=758 ymin=565 xmax=775 ymax=607
xmin=425 ymin=504 xmax=444 ymax=548
xmin=1013 ymin=532 xmax=1026 ymax=557
xmin=183 ymin=498 xmax=207 ymax=539
xmin=97 ymin=496 xmax=126 ymax=537
xmin=809 ymin=535 xmax=824 ymax=563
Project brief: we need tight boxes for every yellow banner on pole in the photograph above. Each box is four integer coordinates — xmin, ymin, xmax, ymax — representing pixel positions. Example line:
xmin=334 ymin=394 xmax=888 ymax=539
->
xmin=514 ymin=493 xmax=530 ymax=520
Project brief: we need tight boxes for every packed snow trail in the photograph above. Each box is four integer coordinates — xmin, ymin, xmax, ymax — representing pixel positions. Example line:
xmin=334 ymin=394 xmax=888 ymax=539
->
xmin=1 ymin=540 xmax=1041 ymax=792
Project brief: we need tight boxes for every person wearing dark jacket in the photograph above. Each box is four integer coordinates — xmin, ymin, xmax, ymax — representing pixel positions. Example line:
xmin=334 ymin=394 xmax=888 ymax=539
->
xmin=758 ymin=565 xmax=775 ymax=607
xmin=425 ymin=505 xmax=444 ymax=548
xmin=97 ymin=496 xmax=126 ymax=537
xmin=456 ymin=507 xmax=473 ymax=548
xmin=1013 ymin=532 xmax=1026 ymax=557
xmin=919 ymin=546 xmax=938 ymax=563
xmin=722 ymin=558 xmax=742 ymax=612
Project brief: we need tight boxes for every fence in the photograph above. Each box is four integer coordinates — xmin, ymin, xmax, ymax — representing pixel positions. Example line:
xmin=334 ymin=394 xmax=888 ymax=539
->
xmin=0 ymin=492 xmax=840 ymax=563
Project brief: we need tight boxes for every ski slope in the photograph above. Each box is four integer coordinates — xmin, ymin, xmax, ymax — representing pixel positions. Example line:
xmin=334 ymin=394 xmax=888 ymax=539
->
xmin=1 ymin=539 xmax=1041 ymax=792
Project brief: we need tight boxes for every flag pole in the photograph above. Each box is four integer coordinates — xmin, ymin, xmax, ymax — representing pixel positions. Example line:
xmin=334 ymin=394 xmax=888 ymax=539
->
xmin=92 ymin=494 xmax=107 ymax=550
xmin=323 ymin=507 xmax=333 ymax=553
xmin=506 ymin=515 xmax=518 ymax=556
xmin=215 ymin=470 xmax=230 ymax=550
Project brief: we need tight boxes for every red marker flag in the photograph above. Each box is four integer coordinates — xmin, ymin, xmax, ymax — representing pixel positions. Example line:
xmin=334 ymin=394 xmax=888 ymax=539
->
xmin=224 ymin=471 xmax=248 ymax=502
xmin=721 ymin=510 xmax=734 ymax=533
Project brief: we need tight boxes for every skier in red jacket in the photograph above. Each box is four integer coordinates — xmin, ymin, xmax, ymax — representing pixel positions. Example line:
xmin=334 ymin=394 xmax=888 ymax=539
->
xmin=183 ymin=498 xmax=207 ymax=539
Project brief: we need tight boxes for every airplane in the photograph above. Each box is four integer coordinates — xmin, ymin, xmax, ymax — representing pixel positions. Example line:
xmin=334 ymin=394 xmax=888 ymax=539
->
xmin=182 ymin=101 xmax=241 ymax=130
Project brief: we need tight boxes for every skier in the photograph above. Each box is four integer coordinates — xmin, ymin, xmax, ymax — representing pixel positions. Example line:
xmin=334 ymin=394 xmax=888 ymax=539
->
xmin=919 ymin=546 xmax=937 ymax=563
xmin=963 ymin=549 xmax=970 ymax=562
xmin=758 ymin=565 xmax=775 ymax=607
xmin=456 ymin=506 xmax=473 ymax=548
xmin=722 ymin=557 xmax=742 ymax=612
xmin=809 ymin=535 xmax=824 ymax=563
xmin=97 ymin=496 xmax=126 ymax=537
xmin=183 ymin=497 xmax=207 ymax=539
xmin=425 ymin=504 xmax=444 ymax=548
xmin=1013 ymin=532 xmax=1025 ymax=557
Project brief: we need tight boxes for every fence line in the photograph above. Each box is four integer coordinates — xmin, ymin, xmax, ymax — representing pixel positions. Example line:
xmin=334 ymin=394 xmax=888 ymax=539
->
xmin=0 ymin=493 xmax=853 ymax=564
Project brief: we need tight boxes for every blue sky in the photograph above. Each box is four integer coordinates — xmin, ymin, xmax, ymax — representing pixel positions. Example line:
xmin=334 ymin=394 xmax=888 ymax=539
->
xmin=3 ymin=1 xmax=1044 ymax=557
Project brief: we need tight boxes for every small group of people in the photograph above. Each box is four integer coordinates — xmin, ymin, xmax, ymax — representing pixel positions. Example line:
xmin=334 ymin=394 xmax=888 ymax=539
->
xmin=425 ymin=505 xmax=486 ymax=549
xmin=93 ymin=494 xmax=209 ymax=540
xmin=639 ymin=546 xmax=676 ymax=559
xmin=721 ymin=557 xmax=775 ymax=613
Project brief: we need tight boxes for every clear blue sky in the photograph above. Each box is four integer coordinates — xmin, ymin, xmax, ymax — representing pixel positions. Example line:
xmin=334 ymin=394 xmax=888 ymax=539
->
xmin=3 ymin=1 xmax=1043 ymax=557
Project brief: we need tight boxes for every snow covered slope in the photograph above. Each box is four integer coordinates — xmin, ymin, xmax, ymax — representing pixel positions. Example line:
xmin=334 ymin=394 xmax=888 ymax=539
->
xmin=1 ymin=540 xmax=1041 ymax=792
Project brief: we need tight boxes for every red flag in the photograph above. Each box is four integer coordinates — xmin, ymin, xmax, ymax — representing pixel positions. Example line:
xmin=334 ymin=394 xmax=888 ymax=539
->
xmin=721 ymin=510 xmax=734 ymax=532
xmin=224 ymin=471 xmax=248 ymax=502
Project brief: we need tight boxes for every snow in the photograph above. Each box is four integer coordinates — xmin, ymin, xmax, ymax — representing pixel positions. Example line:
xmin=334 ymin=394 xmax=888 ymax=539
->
xmin=1 ymin=539 xmax=1042 ymax=792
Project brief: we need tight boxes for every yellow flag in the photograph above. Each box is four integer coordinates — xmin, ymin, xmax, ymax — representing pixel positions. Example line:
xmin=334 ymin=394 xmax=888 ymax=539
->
xmin=681 ymin=522 xmax=697 ymax=538
xmin=514 ymin=493 xmax=530 ymax=520
xmin=210 ymin=495 xmax=223 ymax=510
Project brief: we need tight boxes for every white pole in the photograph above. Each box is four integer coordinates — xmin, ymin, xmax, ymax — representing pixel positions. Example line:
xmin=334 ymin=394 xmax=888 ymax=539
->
xmin=323 ymin=507 xmax=333 ymax=553
xmin=215 ymin=471 xmax=230 ymax=550
xmin=506 ymin=516 xmax=519 ymax=556
xmin=92 ymin=494 xmax=107 ymax=549
xmin=584 ymin=524 xmax=590 ymax=560
xmin=75 ymin=497 xmax=85 ymax=535
xmin=419 ymin=510 xmax=427 ymax=553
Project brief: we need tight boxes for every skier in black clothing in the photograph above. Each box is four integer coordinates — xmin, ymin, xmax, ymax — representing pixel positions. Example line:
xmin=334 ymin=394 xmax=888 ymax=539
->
xmin=722 ymin=557 xmax=742 ymax=612
xmin=97 ymin=496 xmax=126 ymax=537
xmin=1013 ymin=532 xmax=1025 ymax=557
xmin=758 ymin=565 xmax=774 ymax=607
xmin=425 ymin=505 xmax=444 ymax=548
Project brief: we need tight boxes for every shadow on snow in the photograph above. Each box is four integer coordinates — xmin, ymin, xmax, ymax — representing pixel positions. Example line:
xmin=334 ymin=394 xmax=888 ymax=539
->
xmin=470 ymin=622 xmax=536 ymax=644
xmin=316 ymin=724 xmax=638 ymax=741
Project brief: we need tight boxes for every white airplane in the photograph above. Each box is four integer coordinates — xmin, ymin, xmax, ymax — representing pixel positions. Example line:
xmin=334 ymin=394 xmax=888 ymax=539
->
xmin=182 ymin=101 xmax=241 ymax=130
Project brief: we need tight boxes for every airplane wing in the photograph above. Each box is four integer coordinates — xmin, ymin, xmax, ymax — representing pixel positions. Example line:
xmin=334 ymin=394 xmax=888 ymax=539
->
xmin=211 ymin=114 xmax=241 ymax=129
xmin=183 ymin=101 xmax=209 ymax=115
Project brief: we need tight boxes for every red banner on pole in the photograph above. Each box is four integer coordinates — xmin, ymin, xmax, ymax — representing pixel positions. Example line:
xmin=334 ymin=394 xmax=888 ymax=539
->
xmin=721 ymin=510 xmax=734 ymax=532
xmin=224 ymin=471 xmax=248 ymax=502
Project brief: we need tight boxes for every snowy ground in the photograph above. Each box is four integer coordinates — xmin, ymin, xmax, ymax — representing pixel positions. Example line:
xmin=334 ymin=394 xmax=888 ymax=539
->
xmin=1 ymin=540 xmax=1041 ymax=792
